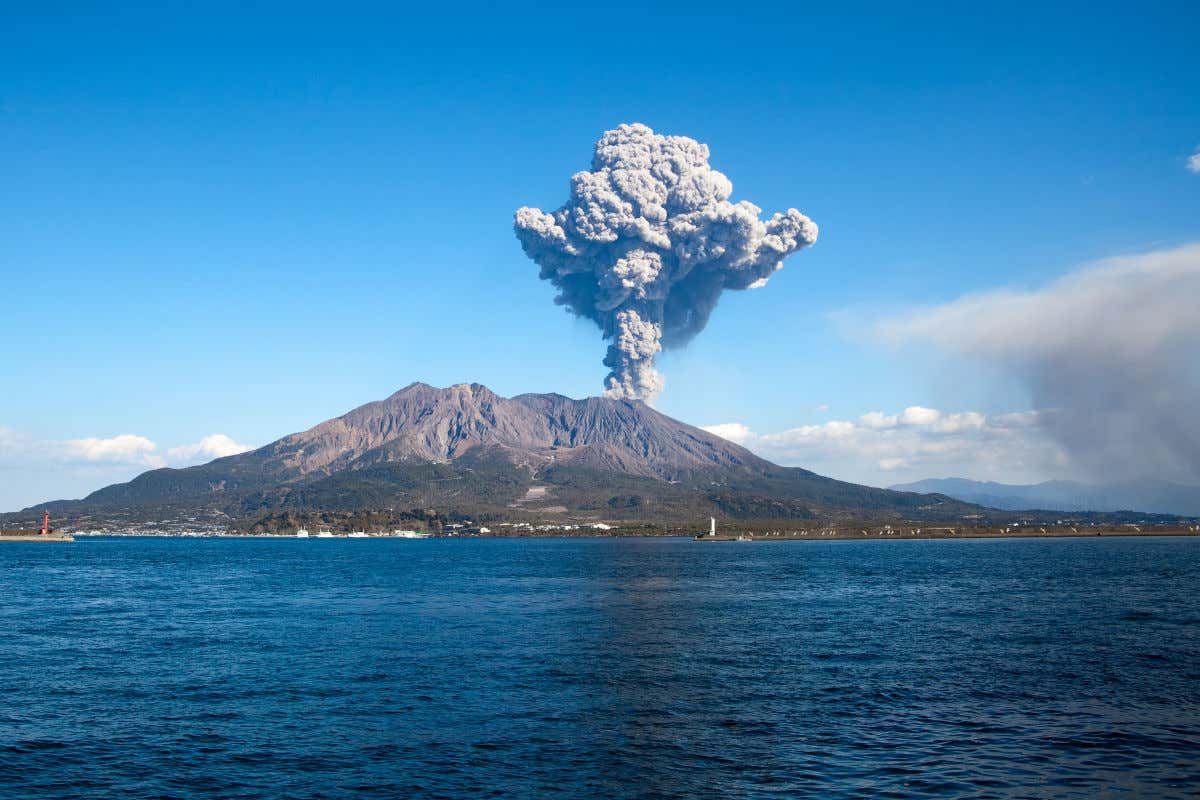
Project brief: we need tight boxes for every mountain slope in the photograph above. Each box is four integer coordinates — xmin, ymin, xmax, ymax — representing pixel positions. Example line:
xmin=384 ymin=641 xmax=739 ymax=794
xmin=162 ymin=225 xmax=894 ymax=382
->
xmin=889 ymin=477 xmax=1200 ymax=516
xmin=22 ymin=383 xmax=979 ymax=523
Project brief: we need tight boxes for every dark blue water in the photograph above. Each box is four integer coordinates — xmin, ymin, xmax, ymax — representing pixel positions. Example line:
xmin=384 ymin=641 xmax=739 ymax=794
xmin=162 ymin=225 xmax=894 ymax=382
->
xmin=1 ymin=536 xmax=1198 ymax=798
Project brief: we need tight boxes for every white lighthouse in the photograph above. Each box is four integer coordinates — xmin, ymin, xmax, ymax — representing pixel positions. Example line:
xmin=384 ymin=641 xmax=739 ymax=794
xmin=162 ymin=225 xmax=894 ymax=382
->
xmin=709 ymin=517 xmax=716 ymax=537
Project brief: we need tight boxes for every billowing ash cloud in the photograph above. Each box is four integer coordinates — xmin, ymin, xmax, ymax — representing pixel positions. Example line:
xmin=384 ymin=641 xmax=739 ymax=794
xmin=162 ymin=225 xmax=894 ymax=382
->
xmin=515 ymin=123 xmax=817 ymax=401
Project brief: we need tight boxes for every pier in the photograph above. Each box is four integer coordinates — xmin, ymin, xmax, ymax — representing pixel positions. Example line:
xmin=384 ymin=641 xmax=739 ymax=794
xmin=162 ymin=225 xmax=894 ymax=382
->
xmin=0 ymin=511 xmax=74 ymax=542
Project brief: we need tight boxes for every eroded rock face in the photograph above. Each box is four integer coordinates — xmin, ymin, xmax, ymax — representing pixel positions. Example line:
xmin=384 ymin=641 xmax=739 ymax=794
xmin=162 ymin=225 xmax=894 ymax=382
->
xmin=264 ymin=381 xmax=756 ymax=481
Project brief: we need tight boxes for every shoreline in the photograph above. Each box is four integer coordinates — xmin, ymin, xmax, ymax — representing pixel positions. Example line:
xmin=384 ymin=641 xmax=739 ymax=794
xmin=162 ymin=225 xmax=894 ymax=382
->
xmin=60 ymin=529 xmax=1200 ymax=542
xmin=697 ymin=530 xmax=1199 ymax=542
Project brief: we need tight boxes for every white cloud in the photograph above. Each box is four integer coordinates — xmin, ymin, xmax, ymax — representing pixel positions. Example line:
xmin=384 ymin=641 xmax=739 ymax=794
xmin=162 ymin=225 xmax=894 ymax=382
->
xmin=0 ymin=429 xmax=253 ymax=469
xmin=814 ymin=403 xmax=830 ymax=413
xmin=1188 ymin=147 xmax=1200 ymax=174
xmin=1 ymin=429 xmax=164 ymax=469
xmin=933 ymin=411 xmax=986 ymax=434
xmin=859 ymin=411 xmax=896 ymax=429
xmin=700 ymin=422 xmax=755 ymax=445
xmin=166 ymin=434 xmax=253 ymax=464
xmin=63 ymin=434 xmax=164 ymax=467
xmin=703 ymin=407 xmax=1069 ymax=486
xmin=1 ymin=427 xmax=257 ymax=510
xmin=874 ymin=243 xmax=1200 ymax=484
xmin=899 ymin=406 xmax=940 ymax=426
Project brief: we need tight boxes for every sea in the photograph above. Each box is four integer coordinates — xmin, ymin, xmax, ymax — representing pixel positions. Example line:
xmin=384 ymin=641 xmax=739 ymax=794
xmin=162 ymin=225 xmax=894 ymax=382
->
xmin=1 ymin=536 xmax=1197 ymax=799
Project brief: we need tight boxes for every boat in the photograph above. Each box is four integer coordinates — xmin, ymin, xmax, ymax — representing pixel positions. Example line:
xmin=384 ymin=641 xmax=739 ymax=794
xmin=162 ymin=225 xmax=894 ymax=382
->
xmin=393 ymin=530 xmax=432 ymax=539
xmin=316 ymin=531 xmax=334 ymax=538
xmin=348 ymin=531 xmax=369 ymax=538
xmin=296 ymin=529 xmax=310 ymax=538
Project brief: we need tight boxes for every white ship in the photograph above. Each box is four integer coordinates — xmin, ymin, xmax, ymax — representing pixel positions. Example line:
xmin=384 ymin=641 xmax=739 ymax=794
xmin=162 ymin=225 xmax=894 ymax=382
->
xmin=393 ymin=530 xmax=432 ymax=539
xmin=316 ymin=530 xmax=334 ymax=538
xmin=295 ymin=529 xmax=310 ymax=538
xmin=348 ymin=531 xmax=369 ymax=538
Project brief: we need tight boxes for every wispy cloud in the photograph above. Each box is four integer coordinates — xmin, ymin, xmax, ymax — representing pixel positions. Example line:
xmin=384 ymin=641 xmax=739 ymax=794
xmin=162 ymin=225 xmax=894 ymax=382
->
xmin=703 ymin=406 xmax=1067 ymax=486
xmin=1189 ymin=146 xmax=1200 ymax=174
xmin=872 ymin=243 xmax=1200 ymax=483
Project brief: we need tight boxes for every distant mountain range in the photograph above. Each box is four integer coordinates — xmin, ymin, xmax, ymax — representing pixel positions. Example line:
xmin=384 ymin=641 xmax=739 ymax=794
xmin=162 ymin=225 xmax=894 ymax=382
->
xmin=13 ymin=382 xmax=982 ymax=526
xmin=889 ymin=477 xmax=1200 ymax=516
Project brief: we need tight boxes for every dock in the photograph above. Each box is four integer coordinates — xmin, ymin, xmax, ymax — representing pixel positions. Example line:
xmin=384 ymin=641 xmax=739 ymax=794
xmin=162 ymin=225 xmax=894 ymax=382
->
xmin=0 ymin=511 xmax=74 ymax=541
xmin=0 ymin=533 xmax=74 ymax=542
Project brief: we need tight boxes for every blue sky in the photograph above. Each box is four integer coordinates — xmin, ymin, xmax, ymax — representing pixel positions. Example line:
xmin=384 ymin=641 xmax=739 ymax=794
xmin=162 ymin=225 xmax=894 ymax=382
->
xmin=2 ymin=3 xmax=1198 ymax=509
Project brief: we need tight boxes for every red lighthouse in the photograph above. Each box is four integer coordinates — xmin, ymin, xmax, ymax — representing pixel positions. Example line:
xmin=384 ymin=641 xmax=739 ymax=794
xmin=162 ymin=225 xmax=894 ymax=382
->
xmin=40 ymin=511 xmax=50 ymax=536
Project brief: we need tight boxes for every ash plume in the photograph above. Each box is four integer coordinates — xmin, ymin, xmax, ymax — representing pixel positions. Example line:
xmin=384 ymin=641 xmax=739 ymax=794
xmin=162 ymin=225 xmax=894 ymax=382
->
xmin=877 ymin=243 xmax=1200 ymax=485
xmin=515 ymin=123 xmax=817 ymax=401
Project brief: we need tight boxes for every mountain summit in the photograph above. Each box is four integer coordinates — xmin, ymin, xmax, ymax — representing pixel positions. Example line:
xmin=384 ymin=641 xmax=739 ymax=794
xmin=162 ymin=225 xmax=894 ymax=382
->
xmin=26 ymin=383 xmax=973 ymax=523
xmin=248 ymin=381 xmax=762 ymax=480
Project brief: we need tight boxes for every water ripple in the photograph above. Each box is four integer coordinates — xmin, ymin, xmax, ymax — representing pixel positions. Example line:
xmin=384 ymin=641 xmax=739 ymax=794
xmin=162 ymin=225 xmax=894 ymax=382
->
xmin=0 ymin=536 xmax=1197 ymax=798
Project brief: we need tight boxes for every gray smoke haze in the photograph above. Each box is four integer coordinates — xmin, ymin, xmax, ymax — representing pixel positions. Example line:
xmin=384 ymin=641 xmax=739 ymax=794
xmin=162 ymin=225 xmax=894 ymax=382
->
xmin=877 ymin=244 xmax=1200 ymax=485
xmin=515 ymin=123 xmax=817 ymax=401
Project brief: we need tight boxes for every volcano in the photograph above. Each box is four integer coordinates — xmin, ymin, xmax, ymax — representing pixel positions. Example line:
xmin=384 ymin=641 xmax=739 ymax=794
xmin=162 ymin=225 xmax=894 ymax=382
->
xmin=20 ymin=383 xmax=973 ymax=524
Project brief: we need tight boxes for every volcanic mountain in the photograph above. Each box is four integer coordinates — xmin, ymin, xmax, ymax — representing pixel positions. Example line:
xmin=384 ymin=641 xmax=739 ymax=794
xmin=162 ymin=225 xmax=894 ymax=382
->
xmin=26 ymin=382 xmax=974 ymax=524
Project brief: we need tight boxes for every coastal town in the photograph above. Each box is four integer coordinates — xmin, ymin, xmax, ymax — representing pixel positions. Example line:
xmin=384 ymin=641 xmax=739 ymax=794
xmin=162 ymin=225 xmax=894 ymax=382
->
xmin=3 ymin=508 xmax=1196 ymax=541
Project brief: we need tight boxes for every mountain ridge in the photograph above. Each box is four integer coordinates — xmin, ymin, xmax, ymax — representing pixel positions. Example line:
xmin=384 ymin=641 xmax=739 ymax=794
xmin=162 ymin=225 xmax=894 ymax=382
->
xmin=889 ymin=477 xmax=1200 ymax=516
